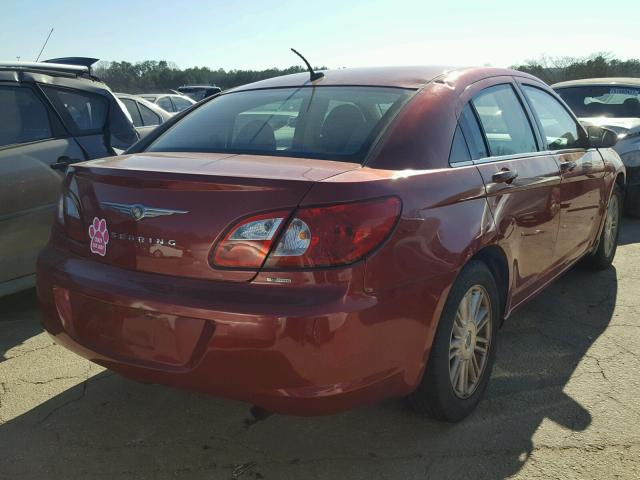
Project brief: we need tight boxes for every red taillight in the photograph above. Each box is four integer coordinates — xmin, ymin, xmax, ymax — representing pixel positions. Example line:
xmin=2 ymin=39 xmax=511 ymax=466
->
xmin=265 ymin=197 xmax=401 ymax=268
xmin=211 ymin=197 xmax=401 ymax=270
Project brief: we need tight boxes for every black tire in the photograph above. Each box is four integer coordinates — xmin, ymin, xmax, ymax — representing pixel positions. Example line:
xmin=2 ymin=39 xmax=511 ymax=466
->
xmin=407 ymin=260 xmax=500 ymax=422
xmin=584 ymin=184 xmax=622 ymax=270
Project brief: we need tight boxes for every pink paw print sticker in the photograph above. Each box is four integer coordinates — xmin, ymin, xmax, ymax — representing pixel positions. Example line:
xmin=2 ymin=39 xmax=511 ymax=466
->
xmin=89 ymin=217 xmax=109 ymax=256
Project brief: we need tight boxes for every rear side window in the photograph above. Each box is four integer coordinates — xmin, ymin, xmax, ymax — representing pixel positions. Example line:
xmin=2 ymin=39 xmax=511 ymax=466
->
xmin=0 ymin=86 xmax=52 ymax=147
xmin=147 ymin=86 xmax=414 ymax=163
xmin=449 ymin=126 xmax=471 ymax=164
xmin=121 ymin=98 xmax=143 ymax=127
xmin=157 ymin=97 xmax=174 ymax=112
xmin=459 ymin=104 xmax=488 ymax=159
xmin=172 ymin=96 xmax=192 ymax=111
xmin=43 ymin=87 xmax=107 ymax=134
xmin=139 ymin=103 xmax=161 ymax=126
xmin=522 ymin=86 xmax=581 ymax=150
xmin=472 ymin=84 xmax=537 ymax=157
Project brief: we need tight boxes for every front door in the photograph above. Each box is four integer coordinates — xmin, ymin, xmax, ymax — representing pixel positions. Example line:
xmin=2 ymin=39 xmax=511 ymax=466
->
xmin=517 ymin=84 xmax=606 ymax=268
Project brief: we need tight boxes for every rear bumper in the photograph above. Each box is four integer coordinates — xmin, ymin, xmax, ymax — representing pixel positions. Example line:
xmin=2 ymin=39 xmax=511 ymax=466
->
xmin=37 ymin=245 xmax=442 ymax=415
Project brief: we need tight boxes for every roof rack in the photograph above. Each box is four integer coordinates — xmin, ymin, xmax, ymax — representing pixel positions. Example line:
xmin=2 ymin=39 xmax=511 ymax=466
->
xmin=0 ymin=61 xmax=89 ymax=77
xmin=44 ymin=57 xmax=99 ymax=74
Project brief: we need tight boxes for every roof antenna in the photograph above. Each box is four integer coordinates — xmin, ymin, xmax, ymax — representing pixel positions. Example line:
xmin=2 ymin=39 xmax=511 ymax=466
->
xmin=290 ymin=48 xmax=324 ymax=82
xmin=35 ymin=27 xmax=54 ymax=62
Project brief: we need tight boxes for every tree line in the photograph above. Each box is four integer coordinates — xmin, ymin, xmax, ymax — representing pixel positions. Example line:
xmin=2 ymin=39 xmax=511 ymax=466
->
xmin=511 ymin=53 xmax=640 ymax=85
xmin=93 ymin=60 xmax=319 ymax=93
xmin=93 ymin=54 xmax=640 ymax=93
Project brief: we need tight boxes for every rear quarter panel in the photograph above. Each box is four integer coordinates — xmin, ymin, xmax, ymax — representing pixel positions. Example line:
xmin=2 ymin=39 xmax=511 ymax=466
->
xmin=301 ymin=165 xmax=496 ymax=386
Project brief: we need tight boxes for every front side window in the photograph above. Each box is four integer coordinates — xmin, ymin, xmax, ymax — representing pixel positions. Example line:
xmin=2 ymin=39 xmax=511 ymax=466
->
xmin=43 ymin=87 xmax=107 ymax=133
xmin=472 ymin=84 xmax=537 ymax=157
xmin=0 ymin=86 xmax=52 ymax=147
xmin=523 ymin=86 xmax=581 ymax=150
xmin=555 ymin=85 xmax=640 ymax=118
xmin=147 ymin=86 xmax=414 ymax=163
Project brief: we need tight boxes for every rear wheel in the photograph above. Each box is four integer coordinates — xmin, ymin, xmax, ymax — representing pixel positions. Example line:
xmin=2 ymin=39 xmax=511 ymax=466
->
xmin=407 ymin=260 xmax=499 ymax=422
xmin=584 ymin=184 xmax=622 ymax=270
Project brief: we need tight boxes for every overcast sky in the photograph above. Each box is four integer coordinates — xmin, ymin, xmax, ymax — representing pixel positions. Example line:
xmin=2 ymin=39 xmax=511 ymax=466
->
xmin=2 ymin=0 xmax=639 ymax=70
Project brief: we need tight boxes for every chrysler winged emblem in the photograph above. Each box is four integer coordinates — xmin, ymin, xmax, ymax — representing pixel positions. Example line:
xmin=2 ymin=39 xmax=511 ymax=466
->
xmin=101 ymin=202 xmax=188 ymax=221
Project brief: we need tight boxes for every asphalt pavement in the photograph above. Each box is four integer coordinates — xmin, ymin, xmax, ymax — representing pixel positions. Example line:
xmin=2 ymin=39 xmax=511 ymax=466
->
xmin=1 ymin=220 xmax=639 ymax=479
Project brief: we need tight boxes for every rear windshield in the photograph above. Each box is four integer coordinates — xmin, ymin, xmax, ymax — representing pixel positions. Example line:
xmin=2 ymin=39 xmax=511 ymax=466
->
xmin=556 ymin=85 xmax=640 ymax=118
xmin=146 ymin=86 xmax=414 ymax=162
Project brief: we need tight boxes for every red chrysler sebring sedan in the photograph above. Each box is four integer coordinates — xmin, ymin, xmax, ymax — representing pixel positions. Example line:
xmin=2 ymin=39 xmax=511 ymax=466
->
xmin=37 ymin=66 xmax=624 ymax=421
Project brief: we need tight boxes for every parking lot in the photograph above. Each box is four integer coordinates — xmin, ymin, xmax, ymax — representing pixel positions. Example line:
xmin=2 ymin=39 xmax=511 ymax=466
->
xmin=0 ymin=219 xmax=638 ymax=480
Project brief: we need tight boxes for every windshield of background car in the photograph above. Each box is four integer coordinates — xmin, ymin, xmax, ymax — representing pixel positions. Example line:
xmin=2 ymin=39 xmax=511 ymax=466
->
xmin=556 ymin=85 xmax=640 ymax=118
xmin=146 ymin=86 xmax=414 ymax=163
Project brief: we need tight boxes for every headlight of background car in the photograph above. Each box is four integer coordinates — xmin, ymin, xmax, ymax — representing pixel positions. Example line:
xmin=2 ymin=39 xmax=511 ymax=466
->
xmin=621 ymin=150 xmax=640 ymax=167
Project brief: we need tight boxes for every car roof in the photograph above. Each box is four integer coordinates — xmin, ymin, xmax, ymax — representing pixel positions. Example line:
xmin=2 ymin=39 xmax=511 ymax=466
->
xmin=552 ymin=77 xmax=640 ymax=88
xmin=226 ymin=66 xmax=539 ymax=92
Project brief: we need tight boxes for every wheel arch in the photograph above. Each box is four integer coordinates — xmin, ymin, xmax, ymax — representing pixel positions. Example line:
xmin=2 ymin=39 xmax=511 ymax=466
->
xmin=467 ymin=245 xmax=510 ymax=325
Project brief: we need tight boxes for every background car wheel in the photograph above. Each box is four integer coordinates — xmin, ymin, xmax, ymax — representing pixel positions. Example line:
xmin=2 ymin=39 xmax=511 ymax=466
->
xmin=407 ymin=260 xmax=500 ymax=422
xmin=584 ymin=184 xmax=622 ymax=270
xmin=623 ymin=185 xmax=640 ymax=218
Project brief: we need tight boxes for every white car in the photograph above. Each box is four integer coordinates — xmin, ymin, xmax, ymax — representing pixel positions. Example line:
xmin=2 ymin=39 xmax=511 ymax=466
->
xmin=553 ymin=78 xmax=640 ymax=215
xmin=139 ymin=93 xmax=195 ymax=114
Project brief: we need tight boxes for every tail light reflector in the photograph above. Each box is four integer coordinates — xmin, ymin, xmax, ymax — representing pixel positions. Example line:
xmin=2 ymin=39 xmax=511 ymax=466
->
xmin=211 ymin=210 xmax=290 ymax=268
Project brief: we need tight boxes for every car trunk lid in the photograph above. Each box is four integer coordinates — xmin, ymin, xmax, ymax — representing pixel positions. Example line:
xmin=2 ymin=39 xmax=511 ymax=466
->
xmin=71 ymin=152 xmax=359 ymax=282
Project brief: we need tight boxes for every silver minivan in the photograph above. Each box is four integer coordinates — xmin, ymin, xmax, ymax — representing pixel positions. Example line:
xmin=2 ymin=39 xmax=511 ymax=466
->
xmin=0 ymin=58 xmax=138 ymax=296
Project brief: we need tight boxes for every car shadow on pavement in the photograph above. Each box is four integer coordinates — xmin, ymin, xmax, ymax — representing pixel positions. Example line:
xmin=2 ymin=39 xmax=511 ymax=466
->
xmin=0 ymin=267 xmax=619 ymax=479
xmin=619 ymin=216 xmax=640 ymax=245
xmin=0 ymin=288 xmax=43 ymax=363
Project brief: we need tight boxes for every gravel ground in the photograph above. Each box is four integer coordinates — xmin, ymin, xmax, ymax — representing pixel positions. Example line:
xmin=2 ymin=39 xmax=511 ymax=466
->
xmin=1 ymin=219 xmax=639 ymax=480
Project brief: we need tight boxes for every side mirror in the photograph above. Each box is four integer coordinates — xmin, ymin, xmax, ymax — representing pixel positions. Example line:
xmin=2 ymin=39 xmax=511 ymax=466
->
xmin=586 ymin=125 xmax=618 ymax=149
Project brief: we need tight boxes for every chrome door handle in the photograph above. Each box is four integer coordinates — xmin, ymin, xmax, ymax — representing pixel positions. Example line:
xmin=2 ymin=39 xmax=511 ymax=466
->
xmin=492 ymin=168 xmax=518 ymax=184
xmin=560 ymin=161 xmax=577 ymax=173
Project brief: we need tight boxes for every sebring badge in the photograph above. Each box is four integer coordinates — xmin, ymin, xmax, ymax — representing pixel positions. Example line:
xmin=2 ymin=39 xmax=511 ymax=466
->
xmin=101 ymin=202 xmax=188 ymax=221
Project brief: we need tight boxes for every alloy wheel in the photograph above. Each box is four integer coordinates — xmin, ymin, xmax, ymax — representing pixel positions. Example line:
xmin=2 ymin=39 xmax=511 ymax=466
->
xmin=603 ymin=194 xmax=619 ymax=258
xmin=449 ymin=285 xmax=492 ymax=399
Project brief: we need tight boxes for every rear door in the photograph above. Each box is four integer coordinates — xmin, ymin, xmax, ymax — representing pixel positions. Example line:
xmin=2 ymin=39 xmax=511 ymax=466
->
xmin=459 ymin=80 xmax=562 ymax=306
xmin=0 ymin=83 xmax=86 ymax=289
xmin=518 ymin=82 xmax=606 ymax=267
